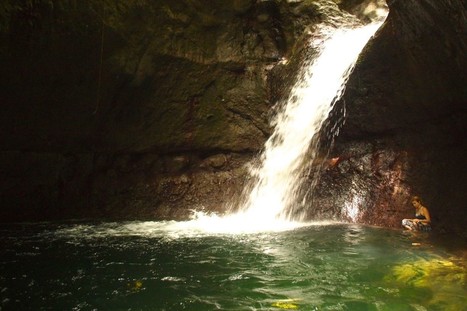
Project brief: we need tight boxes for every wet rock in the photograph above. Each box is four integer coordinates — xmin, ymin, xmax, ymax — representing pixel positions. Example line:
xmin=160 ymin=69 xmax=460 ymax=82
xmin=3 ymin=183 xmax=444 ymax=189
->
xmin=328 ymin=0 xmax=467 ymax=235
xmin=165 ymin=155 xmax=191 ymax=173
xmin=157 ymin=175 xmax=192 ymax=202
xmin=200 ymin=154 xmax=228 ymax=169
xmin=308 ymin=146 xmax=412 ymax=227
xmin=338 ymin=0 xmax=388 ymax=23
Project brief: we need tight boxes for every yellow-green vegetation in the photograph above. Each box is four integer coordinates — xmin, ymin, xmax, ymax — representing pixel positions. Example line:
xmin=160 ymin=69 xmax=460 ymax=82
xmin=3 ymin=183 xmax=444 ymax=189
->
xmin=271 ymin=299 xmax=300 ymax=309
xmin=127 ymin=280 xmax=143 ymax=292
xmin=385 ymin=258 xmax=466 ymax=311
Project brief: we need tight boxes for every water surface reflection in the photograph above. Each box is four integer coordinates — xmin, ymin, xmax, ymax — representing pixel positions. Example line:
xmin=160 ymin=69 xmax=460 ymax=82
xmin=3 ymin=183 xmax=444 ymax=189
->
xmin=0 ymin=223 xmax=465 ymax=310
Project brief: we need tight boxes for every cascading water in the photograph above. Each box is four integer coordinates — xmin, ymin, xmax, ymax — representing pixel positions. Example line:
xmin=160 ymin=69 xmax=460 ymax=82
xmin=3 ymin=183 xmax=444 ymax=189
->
xmin=217 ymin=21 xmax=387 ymax=229
xmin=174 ymin=20 xmax=386 ymax=234
xmin=235 ymin=23 xmax=386 ymax=224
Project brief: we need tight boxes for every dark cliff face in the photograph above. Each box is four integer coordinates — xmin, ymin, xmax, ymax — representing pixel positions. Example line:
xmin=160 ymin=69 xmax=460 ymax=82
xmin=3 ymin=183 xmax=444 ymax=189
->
xmin=1 ymin=0 xmax=281 ymax=220
xmin=313 ymin=0 xmax=466 ymax=237
xmin=0 ymin=0 xmax=465 ymax=237
xmin=0 ymin=0 xmax=276 ymax=153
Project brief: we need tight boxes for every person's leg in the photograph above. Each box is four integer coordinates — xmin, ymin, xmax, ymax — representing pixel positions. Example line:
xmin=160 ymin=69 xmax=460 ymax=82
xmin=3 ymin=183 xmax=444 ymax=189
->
xmin=402 ymin=219 xmax=416 ymax=230
xmin=417 ymin=222 xmax=432 ymax=232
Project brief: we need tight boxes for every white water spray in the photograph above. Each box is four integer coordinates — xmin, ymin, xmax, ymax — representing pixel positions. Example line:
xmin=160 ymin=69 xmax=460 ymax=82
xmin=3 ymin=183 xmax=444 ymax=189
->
xmin=231 ymin=22 xmax=386 ymax=226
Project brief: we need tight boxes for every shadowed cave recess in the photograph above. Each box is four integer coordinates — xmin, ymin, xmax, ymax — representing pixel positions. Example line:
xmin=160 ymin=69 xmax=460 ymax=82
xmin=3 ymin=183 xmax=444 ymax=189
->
xmin=0 ymin=0 xmax=465 ymax=239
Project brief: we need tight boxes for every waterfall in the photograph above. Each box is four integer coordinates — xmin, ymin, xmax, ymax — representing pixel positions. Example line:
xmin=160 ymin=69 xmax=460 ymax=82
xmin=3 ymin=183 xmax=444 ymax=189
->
xmin=181 ymin=21 xmax=386 ymax=234
xmin=230 ymin=22 xmax=386 ymax=226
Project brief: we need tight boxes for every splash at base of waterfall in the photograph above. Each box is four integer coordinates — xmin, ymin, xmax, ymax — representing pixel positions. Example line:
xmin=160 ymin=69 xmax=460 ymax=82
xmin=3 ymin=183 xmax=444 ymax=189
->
xmin=174 ymin=211 xmax=339 ymax=234
xmin=55 ymin=212 xmax=340 ymax=237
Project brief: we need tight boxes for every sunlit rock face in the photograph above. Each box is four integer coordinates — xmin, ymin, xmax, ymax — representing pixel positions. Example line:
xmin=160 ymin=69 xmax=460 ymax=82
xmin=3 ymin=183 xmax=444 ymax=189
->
xmin=0 ymin=0 xmax=465 ymax=237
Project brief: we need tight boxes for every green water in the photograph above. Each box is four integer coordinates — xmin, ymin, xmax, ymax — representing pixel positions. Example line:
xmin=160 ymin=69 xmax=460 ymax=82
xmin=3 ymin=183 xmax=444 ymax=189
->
xmin=1 ymin=222 xmax=465 ymax=310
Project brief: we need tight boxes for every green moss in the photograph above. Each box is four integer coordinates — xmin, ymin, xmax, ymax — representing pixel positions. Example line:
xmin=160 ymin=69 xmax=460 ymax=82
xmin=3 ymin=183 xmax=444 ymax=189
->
xmin=384 ymin=258 xmax=466 ymax=311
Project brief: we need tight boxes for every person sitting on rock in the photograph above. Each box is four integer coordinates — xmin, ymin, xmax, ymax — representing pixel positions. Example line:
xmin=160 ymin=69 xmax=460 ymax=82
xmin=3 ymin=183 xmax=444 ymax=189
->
xmin=402 ymin=196 xmax=432 ymax=232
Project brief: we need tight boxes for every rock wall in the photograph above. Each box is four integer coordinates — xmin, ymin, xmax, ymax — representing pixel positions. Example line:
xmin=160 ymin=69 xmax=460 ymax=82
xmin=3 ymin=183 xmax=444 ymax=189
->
xmin=311 ymin=0 xmax=466 ymax=237
xmin=0 ymin=0 xmax=465 ymax=237
xmin=1 ymin=0 xmax=333 ymax=221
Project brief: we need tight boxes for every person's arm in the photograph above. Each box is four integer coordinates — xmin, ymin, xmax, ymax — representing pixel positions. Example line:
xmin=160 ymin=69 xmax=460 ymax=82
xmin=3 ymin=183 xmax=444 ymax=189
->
xmin=421 ymin=207 xmax=431 ymax=223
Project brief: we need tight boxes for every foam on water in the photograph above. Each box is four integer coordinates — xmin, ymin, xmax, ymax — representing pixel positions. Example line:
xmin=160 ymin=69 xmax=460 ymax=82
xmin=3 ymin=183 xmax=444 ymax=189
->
xmin=54 ymin=214 xmax=341 ymax=239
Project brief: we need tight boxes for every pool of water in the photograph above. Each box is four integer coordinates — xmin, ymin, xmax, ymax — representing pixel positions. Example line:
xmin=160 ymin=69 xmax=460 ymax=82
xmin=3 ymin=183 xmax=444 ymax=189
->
xmin=1 ymin=222 xmax=465 ymax=310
